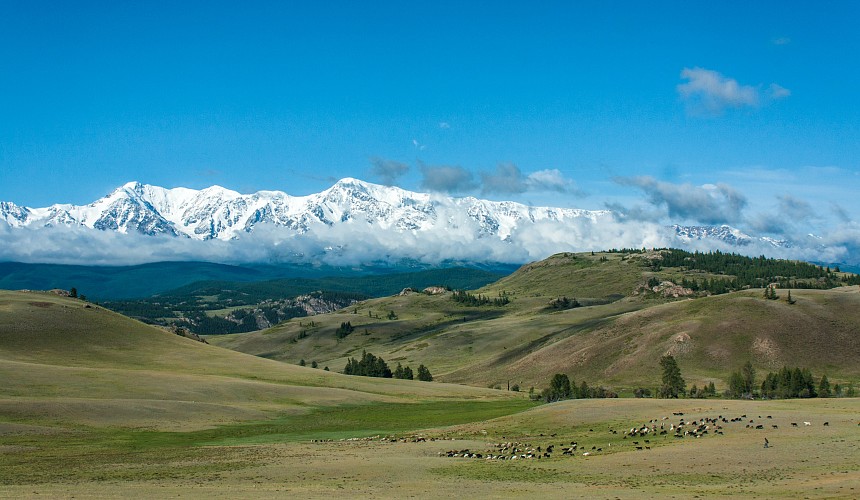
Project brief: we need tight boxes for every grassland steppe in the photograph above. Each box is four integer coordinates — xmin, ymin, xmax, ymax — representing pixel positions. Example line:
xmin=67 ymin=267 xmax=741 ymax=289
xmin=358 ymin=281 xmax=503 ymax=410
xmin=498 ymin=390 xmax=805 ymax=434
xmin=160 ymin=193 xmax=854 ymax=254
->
xmin=1 ymin=251 xmax=859 ymax=498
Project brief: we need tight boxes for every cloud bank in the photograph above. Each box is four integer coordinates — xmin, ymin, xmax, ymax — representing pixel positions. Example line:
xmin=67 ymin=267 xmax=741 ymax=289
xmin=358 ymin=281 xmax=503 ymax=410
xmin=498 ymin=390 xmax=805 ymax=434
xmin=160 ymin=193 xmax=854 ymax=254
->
xmin=615 ymin=176 xmax=747 ymax=224
xmin=2 ymin=206 xmax=858 ymax=269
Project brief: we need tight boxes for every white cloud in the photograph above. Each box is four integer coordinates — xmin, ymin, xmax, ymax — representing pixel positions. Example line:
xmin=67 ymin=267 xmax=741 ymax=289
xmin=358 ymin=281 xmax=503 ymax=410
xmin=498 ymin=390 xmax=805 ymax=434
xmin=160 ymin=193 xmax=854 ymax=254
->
xmin=615 ymin=176 xmax=747 ymax=224
xmin=439 ymin=122 xmax=451 ymax=129
xmin=480 ymin=163 xmax=527 ymax=195
xmin=772 ymin=36 xmax=791 ymax=46
xmin=527 ymin=169 xmax=578 ymax=193
xmin=768 ymin=83 xmax=791 ymax=100
xmin=480 ymin=164 xmax=580 ymax=196
xmin=677 ymin=67 xmax=789 ymax=115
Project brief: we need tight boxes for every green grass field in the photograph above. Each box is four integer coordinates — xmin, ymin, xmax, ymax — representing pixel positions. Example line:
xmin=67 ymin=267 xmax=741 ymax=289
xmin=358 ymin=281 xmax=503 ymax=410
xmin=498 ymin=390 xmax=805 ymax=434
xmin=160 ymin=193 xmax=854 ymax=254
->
xmin=1 ymin=396 xmax=857 ymax=498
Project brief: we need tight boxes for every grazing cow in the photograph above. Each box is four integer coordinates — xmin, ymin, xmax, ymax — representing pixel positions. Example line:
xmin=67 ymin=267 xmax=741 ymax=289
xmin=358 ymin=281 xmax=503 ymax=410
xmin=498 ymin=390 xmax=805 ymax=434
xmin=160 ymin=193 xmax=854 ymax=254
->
xmin=823 ymin=422 xmax=829 ymax=426
xmin=804 ymin=421 xmax=811 ymax=426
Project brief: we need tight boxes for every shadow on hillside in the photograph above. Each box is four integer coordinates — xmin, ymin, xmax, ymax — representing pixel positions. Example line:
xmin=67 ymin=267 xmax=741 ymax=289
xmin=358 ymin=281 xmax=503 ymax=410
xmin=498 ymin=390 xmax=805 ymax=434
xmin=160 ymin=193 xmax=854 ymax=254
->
xmin=489 ymin=315 xmax=617 ymax=366
xmin=388 ymin=309 xmax=509 ymax=344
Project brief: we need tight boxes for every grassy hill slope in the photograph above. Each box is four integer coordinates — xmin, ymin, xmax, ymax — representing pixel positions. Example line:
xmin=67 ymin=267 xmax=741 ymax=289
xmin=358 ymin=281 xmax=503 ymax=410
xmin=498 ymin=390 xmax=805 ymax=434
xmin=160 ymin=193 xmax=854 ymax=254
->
xmin=0 ymin=290 xmax=518 ymax=432
xmin=444 ymin=287 xmax=860 ymax=389
xmin=210 ymin=251 xmax=860 ymax=393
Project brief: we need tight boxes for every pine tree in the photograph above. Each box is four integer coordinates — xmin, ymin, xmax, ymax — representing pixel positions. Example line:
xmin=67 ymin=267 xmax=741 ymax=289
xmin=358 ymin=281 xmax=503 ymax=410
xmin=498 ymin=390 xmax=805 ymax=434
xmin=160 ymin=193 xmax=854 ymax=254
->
xmin=546 ymin=374 xmax=572 ymax=402
xmin=741 ymin=361 xmax=756 ymax=395
xmin=416 ymin=364 xmax=433 ymax=382
xmin=659 ymin=355 xmax=685 ymax=398
xmin=579 ymin=380 xmax=590 ymax=399
xmin=728 ymin=371 xmax=745 ymax=398
xmin=818 ymin=374 xmax=831 ymax=397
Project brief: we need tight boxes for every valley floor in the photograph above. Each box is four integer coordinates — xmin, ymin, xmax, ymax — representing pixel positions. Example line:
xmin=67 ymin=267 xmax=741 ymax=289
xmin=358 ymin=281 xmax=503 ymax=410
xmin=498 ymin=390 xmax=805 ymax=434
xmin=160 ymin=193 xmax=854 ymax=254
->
xmin=2 ymin=398 xmax=857 ymax=499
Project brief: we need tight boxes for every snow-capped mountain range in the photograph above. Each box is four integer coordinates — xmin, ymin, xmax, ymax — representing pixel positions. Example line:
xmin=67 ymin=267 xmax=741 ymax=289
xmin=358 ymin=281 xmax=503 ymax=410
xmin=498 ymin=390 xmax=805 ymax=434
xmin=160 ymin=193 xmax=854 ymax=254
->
xmin=671 ymin=224 xmax=788 ymax=248
xmin=0 ymin=178 xmax=611 ymax=241
xmin=0 ymin=178 xmax=797 ymax=266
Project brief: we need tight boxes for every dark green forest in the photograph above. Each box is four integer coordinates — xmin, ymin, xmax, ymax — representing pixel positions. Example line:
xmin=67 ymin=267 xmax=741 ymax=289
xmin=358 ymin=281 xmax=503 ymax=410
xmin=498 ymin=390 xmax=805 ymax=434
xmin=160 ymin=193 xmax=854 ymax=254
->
xmin=653 ymin=249 xmax=860 ymax=293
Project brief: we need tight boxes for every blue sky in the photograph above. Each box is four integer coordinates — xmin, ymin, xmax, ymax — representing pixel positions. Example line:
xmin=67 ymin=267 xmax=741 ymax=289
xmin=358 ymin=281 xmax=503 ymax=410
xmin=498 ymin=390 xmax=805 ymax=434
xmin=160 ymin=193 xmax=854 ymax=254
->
xmin=2 ymin=1 xmax=859 ymax=242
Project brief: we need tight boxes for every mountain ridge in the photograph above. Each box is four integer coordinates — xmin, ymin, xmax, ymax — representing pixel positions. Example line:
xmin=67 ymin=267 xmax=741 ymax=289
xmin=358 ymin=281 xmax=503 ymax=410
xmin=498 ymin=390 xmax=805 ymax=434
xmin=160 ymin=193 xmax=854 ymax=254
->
xmin=1 ymin=178 xmax=611 ymax=241
xmin=1 ymin=178 xmax=812 ymax=267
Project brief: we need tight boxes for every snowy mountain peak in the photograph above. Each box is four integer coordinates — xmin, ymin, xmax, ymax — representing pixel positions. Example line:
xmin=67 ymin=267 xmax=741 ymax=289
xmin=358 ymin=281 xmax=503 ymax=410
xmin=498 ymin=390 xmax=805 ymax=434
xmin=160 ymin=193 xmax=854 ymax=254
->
xmin=0 ymin=179 xmax=611 ymax=242
xmin=0 ymin=179 xmax=797 ymax=265
xmin=120 ymin=180 xmax=144 ymax=192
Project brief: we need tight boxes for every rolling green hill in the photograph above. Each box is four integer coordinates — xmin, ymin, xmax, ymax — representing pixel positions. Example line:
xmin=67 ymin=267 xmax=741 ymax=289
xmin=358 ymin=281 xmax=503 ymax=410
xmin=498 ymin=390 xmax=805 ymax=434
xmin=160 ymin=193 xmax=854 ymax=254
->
xmin=209 ymin=250 xmax=860 ymax=394
xmin=0 ymin=290 xmax=517 ymax=432
xmin=1 ymin=253 xmax=859 ymax=497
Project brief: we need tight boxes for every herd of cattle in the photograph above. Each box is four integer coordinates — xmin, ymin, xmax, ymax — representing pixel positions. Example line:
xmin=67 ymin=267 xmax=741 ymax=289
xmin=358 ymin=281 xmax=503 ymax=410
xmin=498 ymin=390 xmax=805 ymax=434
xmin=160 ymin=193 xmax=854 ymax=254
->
xmin=314 ymin=410 xmax=851 ymax=462
xmin=433 ymin=411 xmax=839 ymax=461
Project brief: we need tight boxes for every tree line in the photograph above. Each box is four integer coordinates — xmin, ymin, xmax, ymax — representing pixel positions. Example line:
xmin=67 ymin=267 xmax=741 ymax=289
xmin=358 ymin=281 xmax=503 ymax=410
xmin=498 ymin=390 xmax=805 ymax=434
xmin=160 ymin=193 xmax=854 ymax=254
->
xmin=538 ymin=355 xmax=854 ymax=402
xmin=451 ymin=290 xmax=510 ymax=307
xmin=342 ymin=350 xmax=433 ymax=381
xmin=657 ymin=249 xmax=860 ymax=288
xmin=541 ymin=373 xmax=618 ymax=402
xmin=726 ymin=363 xmax=854 ymax=399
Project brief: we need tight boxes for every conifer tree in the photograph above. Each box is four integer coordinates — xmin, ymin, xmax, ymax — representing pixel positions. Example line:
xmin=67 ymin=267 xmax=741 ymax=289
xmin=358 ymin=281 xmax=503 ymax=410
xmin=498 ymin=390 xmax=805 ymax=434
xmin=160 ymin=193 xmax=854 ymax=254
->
xmin=545 ymin=374 xmax=571 ymax=402
xmin=741 ymin=361 xmax=756 ymax=395
xmin=818 ymin=374 xmax=831 ymax=397
xmin=416 ymin=364 xmax=433 ymax=382
xmin=659 ymin=355 xmax=685 ymax=398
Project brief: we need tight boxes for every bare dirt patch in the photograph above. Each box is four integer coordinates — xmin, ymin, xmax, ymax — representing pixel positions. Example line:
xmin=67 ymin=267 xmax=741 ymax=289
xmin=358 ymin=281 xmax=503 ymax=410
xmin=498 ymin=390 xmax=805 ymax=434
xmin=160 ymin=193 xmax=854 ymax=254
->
xmin=665 ymin=331 xmax=693 ymax=356
xmin=752 ymin=337 xmax=781 ymax=366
